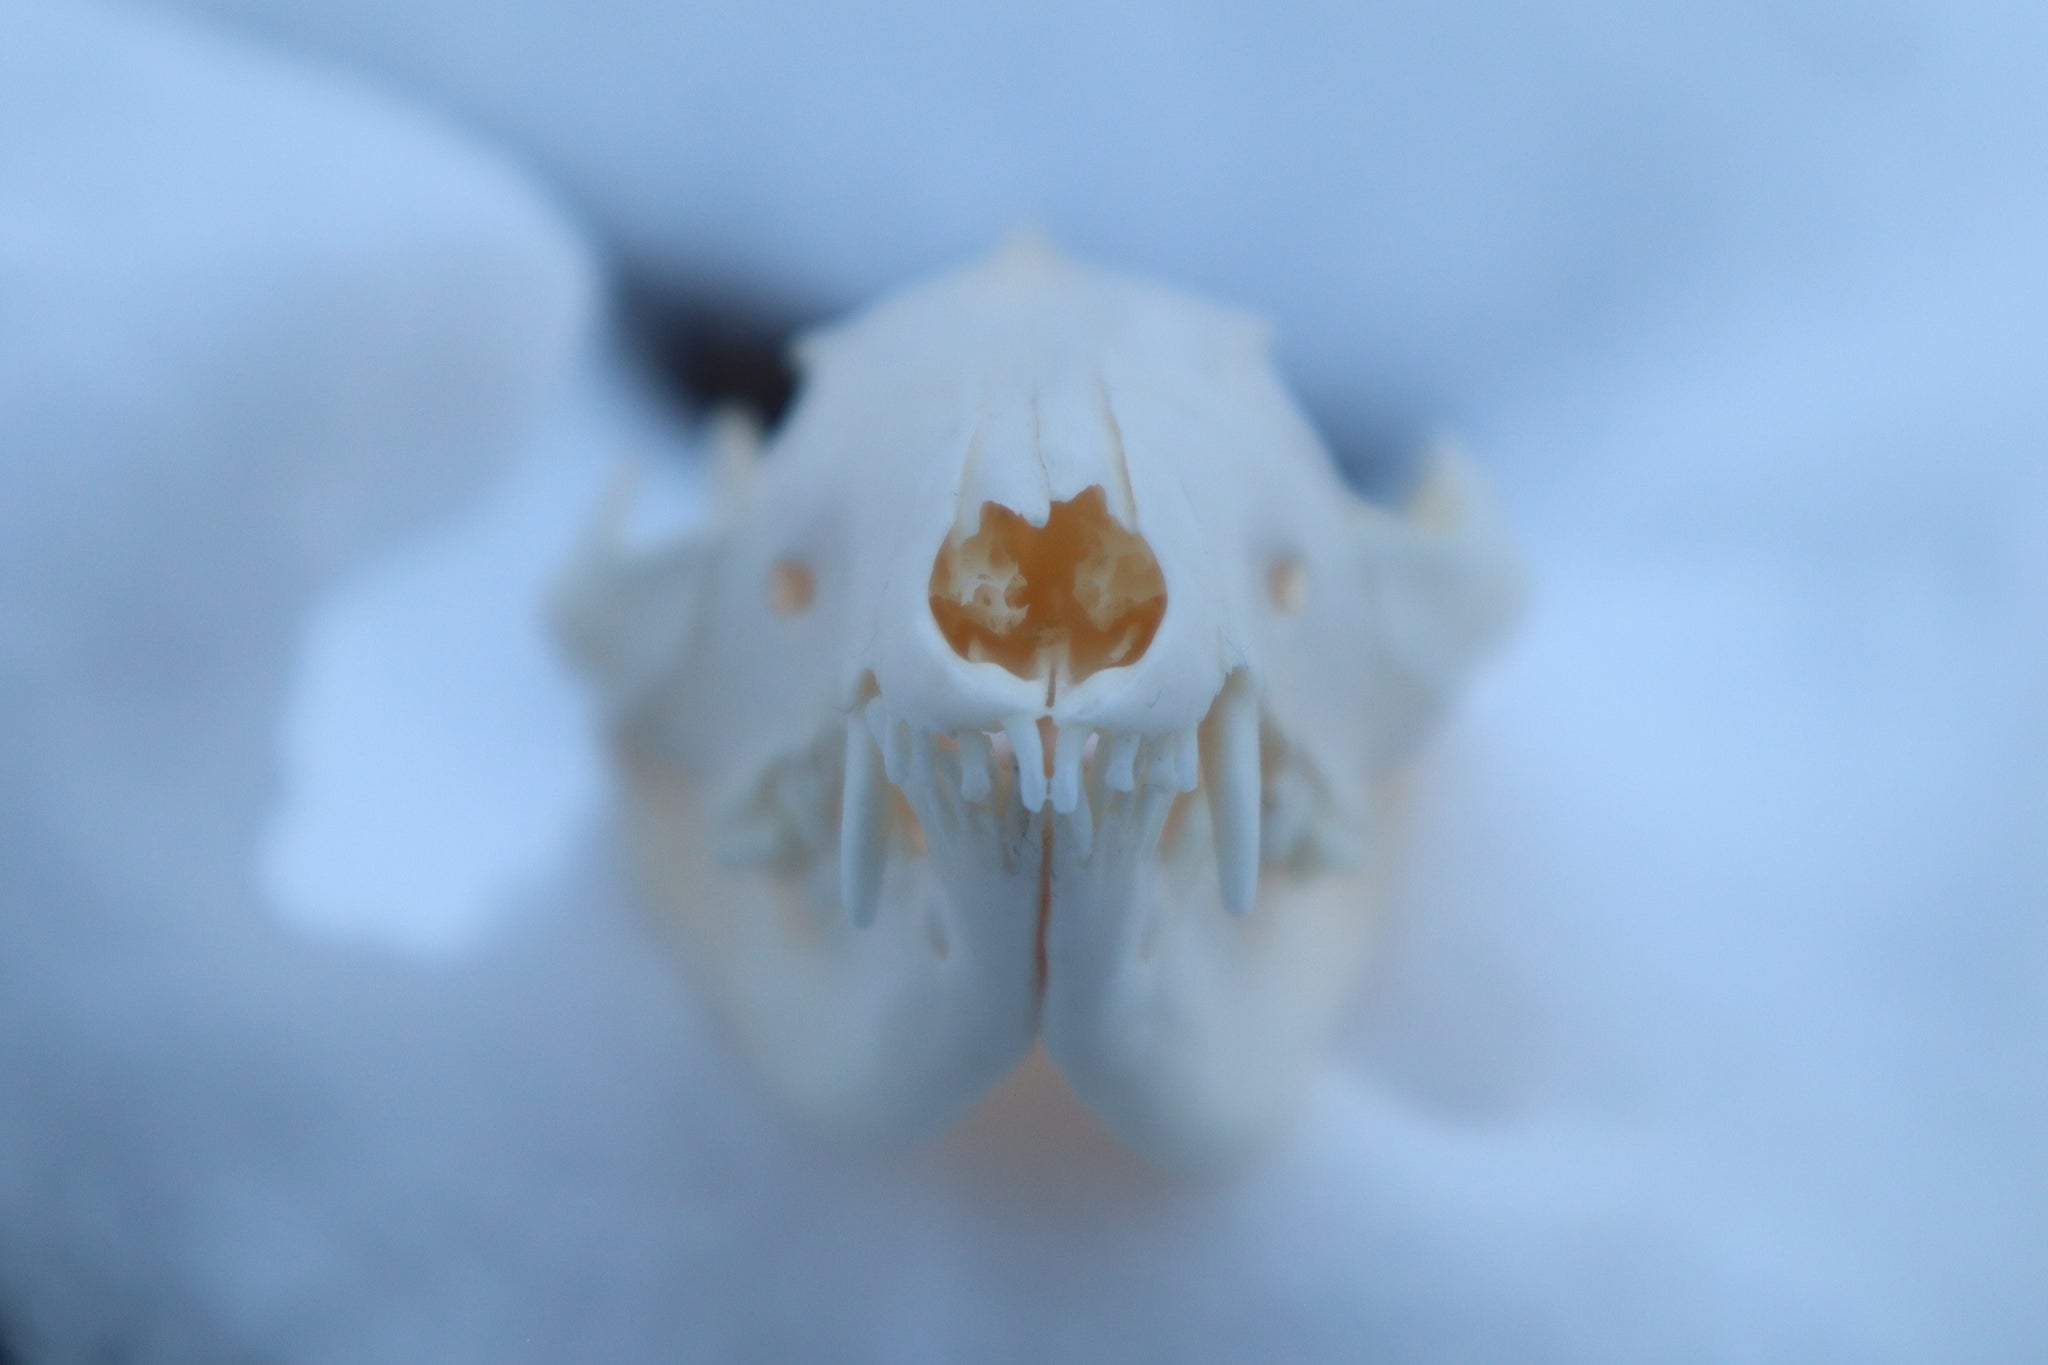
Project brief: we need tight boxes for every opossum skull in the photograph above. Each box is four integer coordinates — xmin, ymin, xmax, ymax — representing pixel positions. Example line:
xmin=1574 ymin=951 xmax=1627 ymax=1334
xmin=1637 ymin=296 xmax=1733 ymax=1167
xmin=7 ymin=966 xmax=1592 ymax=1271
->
xmin=555 ymin=242 xmax=1518 ymax=1165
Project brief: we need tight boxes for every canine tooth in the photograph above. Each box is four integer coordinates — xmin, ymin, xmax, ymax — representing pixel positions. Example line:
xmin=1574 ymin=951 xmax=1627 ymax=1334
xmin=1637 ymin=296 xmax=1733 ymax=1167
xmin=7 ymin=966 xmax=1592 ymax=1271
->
xmin=1199 ymin=672 xmax=1262 ymax=916
xmin=1104 ymin=732 xmax=1140 ymax=792
xmin=956 ymin=729 xmax=993 ymax=803
xmin=840 ymin=711 xmax=889 ymax=927
xmin=1051 ymin=725 xmax=1090 ymax=814
xmin=1003 ymin=715 xmax=1048 ymax=812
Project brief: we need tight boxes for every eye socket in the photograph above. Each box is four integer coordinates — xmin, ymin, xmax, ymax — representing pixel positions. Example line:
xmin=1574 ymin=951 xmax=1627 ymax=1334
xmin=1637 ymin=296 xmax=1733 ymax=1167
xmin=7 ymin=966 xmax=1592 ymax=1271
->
xmin=1267 ymin=555 xmax=1308 ymax=615
xmin=768 ymin=558 xmax=815 ymax=616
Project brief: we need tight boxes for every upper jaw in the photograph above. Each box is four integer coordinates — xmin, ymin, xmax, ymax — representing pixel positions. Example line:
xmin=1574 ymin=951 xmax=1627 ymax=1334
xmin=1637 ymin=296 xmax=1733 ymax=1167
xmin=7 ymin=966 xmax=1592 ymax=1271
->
xmin=840 ymin=655 xmax=1268 ymax=926
xmin=853 ymin=596 xmax=1229 ymax=820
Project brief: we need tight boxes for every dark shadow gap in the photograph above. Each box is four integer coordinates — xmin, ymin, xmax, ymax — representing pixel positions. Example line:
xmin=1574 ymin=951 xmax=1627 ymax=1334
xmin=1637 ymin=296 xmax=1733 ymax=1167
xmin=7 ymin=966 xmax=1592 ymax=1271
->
xmin=617 ymin=276 xmax=1422 ymax=505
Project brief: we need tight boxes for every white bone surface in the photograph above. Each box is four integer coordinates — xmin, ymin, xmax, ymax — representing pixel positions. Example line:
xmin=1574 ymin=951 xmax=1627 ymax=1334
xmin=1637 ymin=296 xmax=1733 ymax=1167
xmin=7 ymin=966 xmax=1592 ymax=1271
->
xmin=557 ymin=243 xmax=1519 ymax=1162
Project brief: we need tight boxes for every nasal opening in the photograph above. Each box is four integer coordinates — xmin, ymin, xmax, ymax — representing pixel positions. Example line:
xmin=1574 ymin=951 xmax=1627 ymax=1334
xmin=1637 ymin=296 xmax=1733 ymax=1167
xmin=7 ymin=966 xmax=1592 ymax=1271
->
xmin=928 ymin=485 xmax=1166 ymax=686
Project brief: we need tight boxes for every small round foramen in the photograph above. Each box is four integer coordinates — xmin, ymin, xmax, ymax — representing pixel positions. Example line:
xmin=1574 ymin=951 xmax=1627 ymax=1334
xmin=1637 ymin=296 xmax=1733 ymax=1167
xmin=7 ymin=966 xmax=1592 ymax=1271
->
xmin=1267 ymin=555 xmax=1309 ymax=615
xmin=768 ymin=558 xmax=815 ymax=616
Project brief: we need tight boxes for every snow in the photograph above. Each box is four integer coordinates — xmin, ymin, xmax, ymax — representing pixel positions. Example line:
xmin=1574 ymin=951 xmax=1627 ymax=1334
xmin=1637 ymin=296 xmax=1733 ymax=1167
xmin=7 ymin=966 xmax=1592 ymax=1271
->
xmin=152 ymin=1 xmax=2048 ymax=452
xmin=3 ymin=0 xmax=2044 ymax=1360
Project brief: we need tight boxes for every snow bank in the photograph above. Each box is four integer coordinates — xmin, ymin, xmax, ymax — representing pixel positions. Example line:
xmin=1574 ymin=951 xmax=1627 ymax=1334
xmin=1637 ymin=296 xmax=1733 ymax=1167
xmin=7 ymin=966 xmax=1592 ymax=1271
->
xmin=4 ymin=0 xmax=2043 ymax=1361
xmin=0 ymin=3 xmax=595 ymax=1358
xmin=155 ymin=0 xmax=2048 ymax=447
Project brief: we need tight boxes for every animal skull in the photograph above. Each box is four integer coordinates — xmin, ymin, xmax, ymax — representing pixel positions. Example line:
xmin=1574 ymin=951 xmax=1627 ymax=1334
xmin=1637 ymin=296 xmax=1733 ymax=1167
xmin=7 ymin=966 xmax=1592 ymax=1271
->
xmin=556 ymin=242 xmax=1518 ymax=1166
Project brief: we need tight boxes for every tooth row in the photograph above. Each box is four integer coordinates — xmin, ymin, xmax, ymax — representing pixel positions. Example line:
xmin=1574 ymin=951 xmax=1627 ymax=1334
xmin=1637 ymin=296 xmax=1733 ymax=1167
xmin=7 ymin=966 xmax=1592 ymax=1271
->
xmin=840 ymin=694 xmax=1262 ymax=923
xmin=857 ymin=703 xmax=1207 ymax=814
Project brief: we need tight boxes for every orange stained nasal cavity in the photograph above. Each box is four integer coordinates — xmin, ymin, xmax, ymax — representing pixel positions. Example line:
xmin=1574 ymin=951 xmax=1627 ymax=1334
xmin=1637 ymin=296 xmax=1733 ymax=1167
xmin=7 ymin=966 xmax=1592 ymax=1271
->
xmin=929 ymin=485 xmax=1167 ymax=685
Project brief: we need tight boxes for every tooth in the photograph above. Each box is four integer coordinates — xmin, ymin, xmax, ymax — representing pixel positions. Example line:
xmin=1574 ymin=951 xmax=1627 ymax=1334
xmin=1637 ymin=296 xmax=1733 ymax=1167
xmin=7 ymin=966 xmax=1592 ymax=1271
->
xmin=1172 ymin=725 xmax=1202 ymax=793
xmin=776 ymin=762 xmax=828 ymax=851
xmin=1264 ymin=761 xmax=1309 ymax=861
xmin=864 ymin=703 xmax=897 ymax=777
xmin=840 ymin=710 xmax=889 ymax=927
xmin=878 ymin=710 xmax=912 ymax=786
xmin=957 ymin=729 xmax=992 ymax=803
xmin=1104 ymin=732 xmax=1140 ymax=792
xmin=1003 ymin=715 xmax=1047 ymax=812
xmin=1143 ymin=735 xmax=1180 ymax=788
xmin=1066 ymin=773 xmax=1094 ymax=861
xmin=714 ymin=815 xmax=780 ymax=867
xmin=1136 ymin=783 xmax=1177 ymax=856
xmin=1051 ymin=725 xmax=1089 ymax=814
xmin=906 ymin=726 xmax=936 ymax=799
xmin=1199 ymin=671 xmax=1262 ymax=916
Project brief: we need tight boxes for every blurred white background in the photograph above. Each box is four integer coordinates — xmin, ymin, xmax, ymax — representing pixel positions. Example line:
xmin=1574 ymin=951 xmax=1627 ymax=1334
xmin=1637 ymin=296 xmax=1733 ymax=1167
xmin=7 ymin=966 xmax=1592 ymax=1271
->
xmin=2 ymin=1 xmax=2043 ymax=1360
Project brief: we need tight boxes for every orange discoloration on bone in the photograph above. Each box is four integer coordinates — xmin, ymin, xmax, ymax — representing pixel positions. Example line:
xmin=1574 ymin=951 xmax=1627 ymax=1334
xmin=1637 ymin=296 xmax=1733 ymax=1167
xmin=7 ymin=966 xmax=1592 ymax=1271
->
xmin=929 ymin=485 xmax=1166 ymax=684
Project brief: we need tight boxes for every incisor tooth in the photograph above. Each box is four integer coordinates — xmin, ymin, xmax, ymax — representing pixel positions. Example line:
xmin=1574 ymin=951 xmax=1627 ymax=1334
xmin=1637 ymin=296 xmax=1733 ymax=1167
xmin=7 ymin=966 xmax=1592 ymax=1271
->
xmin=840 ymin=710 xmax=888 ymax=927
xmin=1051 ymin=725 xmax=1089 ymax=814
xmin=1199 ymin=671 xmax=1262 ymax=916
xmin=1003 ymin=715 xmax=1048 ymax=812
xmin=957 ymin=729 xmax=992 ymax=803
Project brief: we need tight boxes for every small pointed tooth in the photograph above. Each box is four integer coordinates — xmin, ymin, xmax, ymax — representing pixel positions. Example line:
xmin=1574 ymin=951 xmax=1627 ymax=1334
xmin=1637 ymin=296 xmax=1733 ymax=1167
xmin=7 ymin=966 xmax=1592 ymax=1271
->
xmin=1143 ymin=736 xmax=1179 ymax=789
xmin=840 ymin=711 xmax=888 ymax=927
xmin=1066 ymin=772 xmax=1094 ymax=861
xmin=906 ymin=726 xmax=936 ymax=796
xmin=1051 ymin=725 xmax=1089 ymax=814
xmin=1003 ymin=715 xmax=1048 ymax=812
xmin=1136 ymin=783 xmax=1178 ymax=855
xmin=1264 ymin=762 xmax=1310 ymax=861
xmin=1104 ymin=733 xmax=1140 ymax=792
xmin=776 ymin=762 xmax=829 ymax=851
xmin=1199 ymin=672 xmax=1262 ymax=916
xmin=877 ymin=712 xmax=912 ymax=786
xmin=1309 ymin=815 xmax=1369 ymax=871
xmin=1172 ymin=726 xmax=1202 ymax=793
xmin=714 ymin=814 xmax=781 ymax=867
xmin=957 ymin=729 xmax=992 ymax=803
